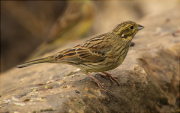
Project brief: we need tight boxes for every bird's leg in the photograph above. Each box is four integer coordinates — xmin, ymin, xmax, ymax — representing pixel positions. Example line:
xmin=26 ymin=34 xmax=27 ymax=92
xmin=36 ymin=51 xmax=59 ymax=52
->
xmin=98 ymin=73 xmax=114 ymax=83
xmin=86 ymin=73 xmax=106 ymax=90
xmin=99 ymin=72 xmax=120 ymax=86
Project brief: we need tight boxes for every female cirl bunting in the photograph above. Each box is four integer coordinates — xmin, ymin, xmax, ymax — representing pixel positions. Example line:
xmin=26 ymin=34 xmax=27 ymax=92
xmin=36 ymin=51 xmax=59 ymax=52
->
xmin=17 ymin=21 xmax=144 ymax=89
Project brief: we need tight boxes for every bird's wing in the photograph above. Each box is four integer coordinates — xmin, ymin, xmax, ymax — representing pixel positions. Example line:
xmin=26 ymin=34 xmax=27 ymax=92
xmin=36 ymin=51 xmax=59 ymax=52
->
xmin=55 ymin=33 xmax=112 ymax=64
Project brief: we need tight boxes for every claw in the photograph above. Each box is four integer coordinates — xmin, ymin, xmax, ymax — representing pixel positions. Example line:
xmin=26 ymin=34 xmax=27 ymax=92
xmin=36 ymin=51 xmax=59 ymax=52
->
xmin=100 ymin=72 xmax=120 ymax=86
xmin=86 ymin=73 xmax=107 ymax=90
xmin=98 ymin=74 xmax=114 ymax=83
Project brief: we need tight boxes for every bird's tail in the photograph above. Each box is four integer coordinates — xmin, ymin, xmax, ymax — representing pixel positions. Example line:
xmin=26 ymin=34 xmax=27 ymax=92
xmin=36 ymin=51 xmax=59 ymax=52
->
xmin=17 ymin=56 xmax=55 ymax=68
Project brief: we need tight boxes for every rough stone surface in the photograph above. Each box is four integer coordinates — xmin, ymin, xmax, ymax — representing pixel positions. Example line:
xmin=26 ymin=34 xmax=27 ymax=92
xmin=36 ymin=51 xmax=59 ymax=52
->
xmin=1 ymin=7 xmax=179 ymax=113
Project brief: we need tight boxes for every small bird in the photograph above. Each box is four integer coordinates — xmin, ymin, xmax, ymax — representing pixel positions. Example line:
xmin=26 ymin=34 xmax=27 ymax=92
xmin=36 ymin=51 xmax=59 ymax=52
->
xmin=17 ymin=21 xmax=144 ymax=89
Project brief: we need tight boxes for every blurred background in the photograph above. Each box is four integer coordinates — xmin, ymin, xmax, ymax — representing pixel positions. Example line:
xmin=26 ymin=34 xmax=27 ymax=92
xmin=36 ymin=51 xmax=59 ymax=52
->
xmin=1 ymin=0 xmax=178 ymax=73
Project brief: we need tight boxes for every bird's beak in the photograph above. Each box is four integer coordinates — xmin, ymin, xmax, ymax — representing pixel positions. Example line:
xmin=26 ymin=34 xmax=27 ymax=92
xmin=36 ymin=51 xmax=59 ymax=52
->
xmin=136 ymin=24 xmax=144 ymax=30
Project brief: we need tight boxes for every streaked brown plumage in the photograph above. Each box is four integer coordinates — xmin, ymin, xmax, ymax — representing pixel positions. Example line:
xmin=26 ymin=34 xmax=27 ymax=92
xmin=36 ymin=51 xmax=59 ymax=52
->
xmin=17 ymin=21 xmax=144 ymax=89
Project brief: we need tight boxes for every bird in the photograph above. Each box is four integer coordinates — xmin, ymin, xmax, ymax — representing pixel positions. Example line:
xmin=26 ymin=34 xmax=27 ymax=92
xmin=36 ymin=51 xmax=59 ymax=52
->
xmin=17 ymin=21 xmax=144 ymax=89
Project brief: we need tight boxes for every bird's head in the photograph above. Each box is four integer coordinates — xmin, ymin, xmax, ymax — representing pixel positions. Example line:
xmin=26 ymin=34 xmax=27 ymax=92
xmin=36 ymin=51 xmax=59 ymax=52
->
xmin=113 ymin=21 xmax=144 ymax=42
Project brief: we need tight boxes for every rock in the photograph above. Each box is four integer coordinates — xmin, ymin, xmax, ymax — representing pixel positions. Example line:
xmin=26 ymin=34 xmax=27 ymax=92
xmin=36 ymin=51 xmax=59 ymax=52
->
xmin=1 ymin=7 xmax=179 ymax=113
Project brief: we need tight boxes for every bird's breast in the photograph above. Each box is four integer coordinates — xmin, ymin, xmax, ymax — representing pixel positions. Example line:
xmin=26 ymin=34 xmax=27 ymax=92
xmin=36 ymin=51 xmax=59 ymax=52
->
xmin=106 ymin=44 xmax=129 ymax=69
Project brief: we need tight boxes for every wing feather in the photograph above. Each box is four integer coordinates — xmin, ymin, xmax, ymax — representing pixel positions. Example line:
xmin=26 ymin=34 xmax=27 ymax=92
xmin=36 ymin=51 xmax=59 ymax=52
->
xmin=55 ymin=33 xmax=112 ymax=64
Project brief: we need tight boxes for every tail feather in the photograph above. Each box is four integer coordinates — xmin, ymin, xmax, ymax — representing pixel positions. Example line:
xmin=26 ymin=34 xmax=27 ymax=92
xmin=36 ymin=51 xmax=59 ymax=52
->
xmin=17 ymin=56 xmax=54 ymax=68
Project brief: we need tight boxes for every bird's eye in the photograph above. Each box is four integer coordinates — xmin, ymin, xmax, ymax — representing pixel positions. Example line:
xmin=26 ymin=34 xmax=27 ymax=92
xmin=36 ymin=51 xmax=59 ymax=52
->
xmin=130 ymin=26 xmax=134 ymax=29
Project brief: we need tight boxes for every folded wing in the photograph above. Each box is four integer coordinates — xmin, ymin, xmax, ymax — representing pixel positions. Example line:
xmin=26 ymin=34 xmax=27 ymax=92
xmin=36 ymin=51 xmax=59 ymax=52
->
xmin=55 ymin=33 xmax=112 ymax=64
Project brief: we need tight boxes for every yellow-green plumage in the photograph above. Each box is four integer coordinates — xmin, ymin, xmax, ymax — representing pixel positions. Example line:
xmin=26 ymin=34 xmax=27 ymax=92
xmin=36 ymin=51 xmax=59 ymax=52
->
xmin=17 ymin=21 xmax=144 ymax=89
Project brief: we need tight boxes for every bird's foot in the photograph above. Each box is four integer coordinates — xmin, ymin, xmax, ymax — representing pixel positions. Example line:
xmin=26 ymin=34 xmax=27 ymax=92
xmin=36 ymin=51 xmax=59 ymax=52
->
xmin=99 ymin=72 xmax=120 ymax=86
xmin=86 ymin=73 xmax=107 ymax=90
